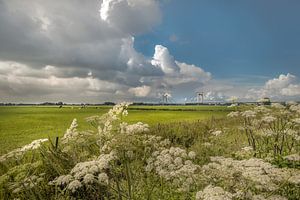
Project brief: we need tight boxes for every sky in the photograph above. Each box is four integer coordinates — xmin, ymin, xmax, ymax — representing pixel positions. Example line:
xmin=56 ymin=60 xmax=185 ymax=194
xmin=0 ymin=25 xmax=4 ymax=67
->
xmin=0 ymin=0 xmax=300 ymax=103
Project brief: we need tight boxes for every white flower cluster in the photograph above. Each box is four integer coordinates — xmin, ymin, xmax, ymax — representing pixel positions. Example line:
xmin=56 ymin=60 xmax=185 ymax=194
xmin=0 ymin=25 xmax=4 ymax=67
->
xmin=202 ymin=157 xmax=300 ymax=192
xmin=142 ymin=135 xmax=171 ymax=152
xmin=0 ymin=139 xmax=48 ymax=162
xmin=241 ymin=110 xmax=257 ymax=118
xmin=62 ymin=118 xmax=79 ymax=143
xmin=210 ymin=130 xmax=222 ymax=136
xmin=196 ymin=185 xmax=288 ymax=200
xmin=254 ymin=106 xmax=271 ymax=113
xmin=50 ymin=151 xmax=116 ymax=193
xmin=196 ymin=185 xmax=233 ymax=200
xmin=11 ymin=173 xmax=45 ymax=194
xmin=271 ymin=103 xmax=286 ymax=109
xmin=261 ymin=115 xmax=276 ymax=123
xmin=146 ymin=147 xmax=199 ymax=192
xmin=227 ymin=111 xmax=240 ymax=118
xmin=107 ymin=102 xmax=131 ymax=117
xmin=284 ymin=153 xmax=300 ymax=162
xmin=289 ymin=104 xmax=300 ymax=114
xmin=227 ymin=103 xmax=238 ymax=108
xmin=120 ymin=122 xmax=149 ymax=135
xmin=235 ymin=146 xmax=255 ymax=159
xmin=97 ymin=102 xmax=132 ymax=138
xmin=292 ymin=118 xmax=300 ymax=125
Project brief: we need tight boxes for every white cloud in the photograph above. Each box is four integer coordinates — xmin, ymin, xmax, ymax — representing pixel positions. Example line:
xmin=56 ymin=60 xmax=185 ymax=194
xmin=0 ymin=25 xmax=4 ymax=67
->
xmin=128 ymin=85 xmax=151 ymax=97
xmin=100 ymin=0 xmax=161 ymax=35
xmin=152 ymin=45 xmax=180 ymax=74
xmin=246 ymin=73 xmax=300 ymax=100
xmin=265 ymin=73 xmax=296 ymax=90
xmin=2 ymin=1 xmax=296 ymax=103
xmin=280 ymin=84 xmax=300 ymax=96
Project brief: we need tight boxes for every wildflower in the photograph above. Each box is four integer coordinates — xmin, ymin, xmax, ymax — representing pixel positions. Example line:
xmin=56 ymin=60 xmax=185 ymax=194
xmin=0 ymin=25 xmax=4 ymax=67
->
xmin=98 ymin=173 xmax=109 ymax=185
xmin=241 ymin=146 xmax=253 ymax=151
xmin=120 ymin=122 xmax=149 ymax=134
xmin=83 ymin=174 xmax=94 ymax=184
xmin=55 ymin=175 xmax=73 ymax=186
xmin=202 ymin=157 xmax=300 ymax=192
xmin=254 ymin=106 xmax=270 ymax=113
xmin=241 ymin=110 xmax=256 ymax=118
xmin=0 ymin=138 xmax=48 ymax=162
xmin=289 ymin=104 xmax=300 ymax=113
xmin=227 ymin=111 xmax=239 ymax=118
xmin=211 ymin=130 xmax=222 ymax=136
xmin=196 ymin=185 xmax=233 ymax=200
xmin=62 ymin=119 xmax=79 ymax=143
xmin=292 ymin=118 xmax=300 ymax=124
xmin=122 ymin=110 xmax=128 ymax=116
xmin=228 ymin=103 xmax=238 ymax=108
xmin=284 ymin=154 xmax=300 ymax=162
xmin=174 ymin=157 xmax=183 ymax=166
xmin=67 ymin=180 xmax=82 ymax=193
xmin=188 ymin=151 xmax=196 ymax=159
xmin=203 ymin=142 xmax=212 ymax=147
xmin=261 ymin=116 xmax=276 ymax=123
xmin=146 ymin=146 xmax=199 ymax=192
xmin=288 ymin=174 xmax=300 ymax=184
xmin=271 ymin=103 xmax=285 ymax=109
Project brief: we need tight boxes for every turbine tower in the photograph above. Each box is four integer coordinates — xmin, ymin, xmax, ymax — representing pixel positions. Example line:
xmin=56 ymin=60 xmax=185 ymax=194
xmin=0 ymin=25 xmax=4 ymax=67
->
xmin=196 ymin=92 xmax=204 ymax=104
xmin=162 ymin=92 xmax=171 ymax=104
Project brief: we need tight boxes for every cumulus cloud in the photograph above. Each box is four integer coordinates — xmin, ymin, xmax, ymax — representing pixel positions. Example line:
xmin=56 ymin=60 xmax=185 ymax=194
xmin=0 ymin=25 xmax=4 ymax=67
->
xmin=100 ymin=0 xmax=161 ymax=35
xmin=265 ymin=73 xmax=296 ymax=90
xmin=281 ymin=84 xmax=300 ymax=96
xmin=1 ymin=0 xmax=296 ymax=103
xmin=246 ymin=73 xmax=300 ymax=100
xmin=128 ymin=85 xmax=151 ymax=97
xmin=0 ymin=0 xmax=214 ymax=103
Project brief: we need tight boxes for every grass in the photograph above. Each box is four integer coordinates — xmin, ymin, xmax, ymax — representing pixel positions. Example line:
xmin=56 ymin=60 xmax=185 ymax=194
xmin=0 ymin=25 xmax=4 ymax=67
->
xmin=0 ymin=105 xmax=231 ymax=154
xmin=1 ymin=104 xmax=299 ymax=200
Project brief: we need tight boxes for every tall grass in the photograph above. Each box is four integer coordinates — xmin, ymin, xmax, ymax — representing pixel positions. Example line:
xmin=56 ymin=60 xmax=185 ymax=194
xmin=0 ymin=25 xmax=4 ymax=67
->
xmin=0 ymin=103 xmax=299 ymax=199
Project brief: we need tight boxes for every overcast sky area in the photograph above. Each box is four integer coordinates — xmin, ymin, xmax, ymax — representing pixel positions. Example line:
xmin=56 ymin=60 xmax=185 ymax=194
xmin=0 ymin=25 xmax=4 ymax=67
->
xmin=0 ymin=0 xmax=300 ymax=103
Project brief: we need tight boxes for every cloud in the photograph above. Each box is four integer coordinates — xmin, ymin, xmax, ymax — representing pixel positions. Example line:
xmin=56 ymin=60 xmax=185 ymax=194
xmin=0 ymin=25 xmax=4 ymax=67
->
xmin=246 ymin=73 xmax=300 ymax=100
xmin=2 ymin=0 xmax=296 ymax=103
xmin=265 ymin=73 xmax=296 ymax=90
xmin=100 ymin=0 xmax=161 ymax=35
xmin=0 ymin=0 xmax=213 ymax=103
xmin=280 ymin=84 xmax=300 ymax=96
xmin=128 ymin=85 xmax=151 ymax=97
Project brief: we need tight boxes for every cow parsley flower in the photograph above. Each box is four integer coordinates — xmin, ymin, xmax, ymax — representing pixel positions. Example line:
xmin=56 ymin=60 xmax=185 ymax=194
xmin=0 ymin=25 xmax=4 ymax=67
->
xmin=227 ymin=111 xmax=239 ymax=118
xmin=67 ymin=180 xmax=82 ymax=193
xmin=0 ymin=138 xmax=48 ymax=162
xmin=188 ymin=151 xmax=196 ymax=159
xmin=261 ymin=116 xmax=276 ymax=123
xmin=211 ymin=130 xmax=222 ymax=136
xmin=284 ymin=154 xmax=300 ymax=162
xmin=241 ymin=110 xmax=257 ymax=118
xmin=196 ymin=185 xmax=233 ymax=200
xmin=62 ymin=119 xmax=79 ymax=143
xmin=292 ymin=118 xmax=300 ymax=124
xmin=271 ymin=103 xmax=285 ymax=109
xmin=83 ymin=174 xmax=94 ymax=184
xmin=146 ymin=146 xmax=199 ymax=192
xmin=98 ymin=172 xmax=109 ymax=185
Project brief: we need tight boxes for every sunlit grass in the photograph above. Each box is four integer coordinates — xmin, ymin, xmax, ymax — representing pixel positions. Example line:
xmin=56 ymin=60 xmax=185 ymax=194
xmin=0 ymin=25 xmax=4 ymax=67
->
xmin=0 ymin=105 xmax=230 ymax=154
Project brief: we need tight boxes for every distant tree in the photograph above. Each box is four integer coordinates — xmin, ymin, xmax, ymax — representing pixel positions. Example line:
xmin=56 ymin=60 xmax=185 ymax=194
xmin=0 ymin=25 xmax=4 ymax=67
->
xmin=104 ymin=102 xmax=115 ymax=105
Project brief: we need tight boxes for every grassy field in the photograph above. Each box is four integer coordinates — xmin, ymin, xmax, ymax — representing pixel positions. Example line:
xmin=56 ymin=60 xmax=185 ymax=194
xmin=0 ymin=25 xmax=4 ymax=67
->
xmin=1 ymin=104 xmax=299 ymax=200
xmin=0 ymin=105 xmax=232 ymax=154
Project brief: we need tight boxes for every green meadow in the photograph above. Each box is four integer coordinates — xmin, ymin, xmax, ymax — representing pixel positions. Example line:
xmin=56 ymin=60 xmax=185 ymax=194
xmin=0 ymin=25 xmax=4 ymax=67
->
xmin=0 ymin=105 xmax=232 ymax=154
